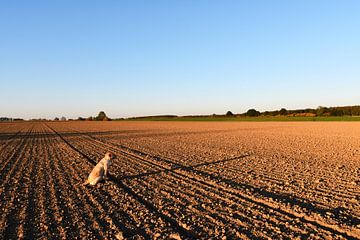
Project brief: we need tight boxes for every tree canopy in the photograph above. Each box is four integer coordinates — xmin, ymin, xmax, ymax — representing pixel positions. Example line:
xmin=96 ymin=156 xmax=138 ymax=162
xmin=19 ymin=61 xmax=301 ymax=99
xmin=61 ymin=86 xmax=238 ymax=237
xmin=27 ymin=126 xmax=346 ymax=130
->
xmin=246 ymin=109 xmax=260 ymax=117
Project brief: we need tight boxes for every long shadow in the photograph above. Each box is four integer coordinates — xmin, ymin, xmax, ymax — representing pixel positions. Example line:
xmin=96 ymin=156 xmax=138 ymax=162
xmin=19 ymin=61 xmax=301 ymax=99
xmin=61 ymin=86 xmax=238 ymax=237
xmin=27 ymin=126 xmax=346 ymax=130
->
xmin=0 ymin=131 xmax=22 ymax=141
xmin=219 ymin=177 xmax=360 ymax=226
xmin=78 ymin=127 xmax=360 ymax=233
xmin=120 ymin=155 xmax=249 ymax=181
xmin=45 ymin=124 xmax=197 ymax=240
xmin=119 ymin=146 xmax=360 ymax=236
xmin=46 ymin=124 xmax=359 ymax=239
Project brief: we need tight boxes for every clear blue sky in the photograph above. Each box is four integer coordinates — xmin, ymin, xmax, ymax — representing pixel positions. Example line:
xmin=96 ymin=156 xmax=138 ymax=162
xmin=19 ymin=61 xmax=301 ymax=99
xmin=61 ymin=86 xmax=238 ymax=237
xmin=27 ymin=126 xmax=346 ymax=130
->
xmin=1 ymin=1 xmax=359 ymax=119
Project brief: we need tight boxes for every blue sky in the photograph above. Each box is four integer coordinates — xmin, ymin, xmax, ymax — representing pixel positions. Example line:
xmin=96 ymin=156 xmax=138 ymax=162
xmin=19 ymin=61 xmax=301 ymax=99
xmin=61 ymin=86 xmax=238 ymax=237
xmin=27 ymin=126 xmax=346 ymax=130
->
xmin=1 ymin=1 xmax=359 ymax=119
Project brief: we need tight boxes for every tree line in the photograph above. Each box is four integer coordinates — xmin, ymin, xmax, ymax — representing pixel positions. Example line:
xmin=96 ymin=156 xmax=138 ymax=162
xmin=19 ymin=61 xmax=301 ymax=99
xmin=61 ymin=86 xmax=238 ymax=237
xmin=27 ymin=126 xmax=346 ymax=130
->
xmin=225 ymin=105 xmax=360 ymax=117
xmin=3 ymin=105 xmax=360 ymax=122
xmin=0 ymin=117 xmax=24 ymax=122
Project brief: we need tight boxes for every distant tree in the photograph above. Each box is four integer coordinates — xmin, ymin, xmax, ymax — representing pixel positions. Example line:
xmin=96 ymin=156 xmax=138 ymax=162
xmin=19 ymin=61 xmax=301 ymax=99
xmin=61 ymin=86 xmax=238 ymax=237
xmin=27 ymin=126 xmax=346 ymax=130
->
xmin=95 ymin=111 xmax=106 ymax=121
xmin=226 ymin=111 xmax=234 ymax=117
xmin=77 ymin=117 xmax=85 ymax=121
xmin=95 ymin=111 xmax=111 ymax=121
xmin=0 ymin=117 xmax=12 ymax=121
xmin=86 ymin=116 xmax=93 ymax=121
xmin=61 ymin=116 xmax=66 ymax=121
xmin=279 ymin=108 xmax=287 ymax=115
xmin=246 ymin=109 xmax=260 ymax=117
xmin=54 ymin=117 xmax=59 ymax=121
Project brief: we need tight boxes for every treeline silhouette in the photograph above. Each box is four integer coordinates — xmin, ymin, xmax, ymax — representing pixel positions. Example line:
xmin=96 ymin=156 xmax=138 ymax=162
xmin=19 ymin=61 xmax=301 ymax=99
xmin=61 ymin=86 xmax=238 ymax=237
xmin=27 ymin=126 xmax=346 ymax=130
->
xmin=258 ymin=105 xmax=360 ymax=117
xmin=0 ymin=117 xmax=24 ymax=122
xmin=226 ymin=105 xmax=360 ymax=117
xmin=122 ymin=105 xmax=360 ymax=120
xmin=2 ymin=106 xmax=360 ymax=122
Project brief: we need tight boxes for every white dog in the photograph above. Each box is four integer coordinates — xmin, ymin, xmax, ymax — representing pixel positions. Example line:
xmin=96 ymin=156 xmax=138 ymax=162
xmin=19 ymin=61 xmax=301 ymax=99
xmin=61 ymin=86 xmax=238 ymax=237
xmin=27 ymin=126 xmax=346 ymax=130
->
xmin=83 ymin=152 xmax=115 ymax=186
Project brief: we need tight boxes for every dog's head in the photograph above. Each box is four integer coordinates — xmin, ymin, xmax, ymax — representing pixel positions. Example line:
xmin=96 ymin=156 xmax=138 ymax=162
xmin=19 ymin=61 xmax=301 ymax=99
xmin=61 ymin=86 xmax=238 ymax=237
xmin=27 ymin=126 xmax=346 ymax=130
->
xmin=105 ymin=152 xmax=115 ymax=160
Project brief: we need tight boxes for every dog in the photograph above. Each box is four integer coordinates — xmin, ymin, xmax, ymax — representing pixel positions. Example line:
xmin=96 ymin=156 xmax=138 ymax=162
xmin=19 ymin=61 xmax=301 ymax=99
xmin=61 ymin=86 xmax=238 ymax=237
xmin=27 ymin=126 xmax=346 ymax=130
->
xmin=83 ymin=152 xmax=115 ymax=186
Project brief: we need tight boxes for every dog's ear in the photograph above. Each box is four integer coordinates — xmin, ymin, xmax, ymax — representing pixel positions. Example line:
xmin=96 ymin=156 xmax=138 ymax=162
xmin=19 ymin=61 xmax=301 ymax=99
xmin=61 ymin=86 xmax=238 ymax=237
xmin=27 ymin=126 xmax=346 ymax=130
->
xmin=106 ymin=152 xmax=113 ymax=159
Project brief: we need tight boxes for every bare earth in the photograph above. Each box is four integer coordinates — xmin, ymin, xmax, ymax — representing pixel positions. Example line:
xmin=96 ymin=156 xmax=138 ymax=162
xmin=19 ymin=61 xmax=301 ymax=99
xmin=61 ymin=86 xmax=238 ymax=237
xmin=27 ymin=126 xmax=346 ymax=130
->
xmin=0 ymin=121 xmax=359 ymax=239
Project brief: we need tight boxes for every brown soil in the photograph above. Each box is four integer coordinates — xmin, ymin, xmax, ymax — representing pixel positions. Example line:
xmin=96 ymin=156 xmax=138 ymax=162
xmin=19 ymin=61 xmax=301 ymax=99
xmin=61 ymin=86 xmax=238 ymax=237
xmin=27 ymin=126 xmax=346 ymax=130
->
xmin=1 ymin=121 xmax=359 ymax=239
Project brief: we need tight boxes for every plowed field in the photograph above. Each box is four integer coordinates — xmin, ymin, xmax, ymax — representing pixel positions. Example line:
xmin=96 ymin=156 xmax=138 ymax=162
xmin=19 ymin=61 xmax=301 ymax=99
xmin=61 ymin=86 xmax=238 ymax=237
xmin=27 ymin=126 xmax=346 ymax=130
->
xmin=1 ymin=121 xmax=359 ymax=239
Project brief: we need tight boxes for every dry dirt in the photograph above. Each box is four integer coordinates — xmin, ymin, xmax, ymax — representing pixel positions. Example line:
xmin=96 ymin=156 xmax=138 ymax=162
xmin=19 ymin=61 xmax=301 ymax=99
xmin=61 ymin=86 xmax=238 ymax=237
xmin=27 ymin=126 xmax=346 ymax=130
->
xmin=0 ymin=121 xmax=359 ymax=239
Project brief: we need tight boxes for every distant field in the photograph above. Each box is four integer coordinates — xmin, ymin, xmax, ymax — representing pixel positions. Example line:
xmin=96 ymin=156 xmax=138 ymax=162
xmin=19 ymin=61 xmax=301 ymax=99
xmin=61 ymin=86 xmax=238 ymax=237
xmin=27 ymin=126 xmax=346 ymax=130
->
xmin=125 ymin=115 xmax=360 ymax=121
xmin=1 ymin=121 xmax=359 ymax=239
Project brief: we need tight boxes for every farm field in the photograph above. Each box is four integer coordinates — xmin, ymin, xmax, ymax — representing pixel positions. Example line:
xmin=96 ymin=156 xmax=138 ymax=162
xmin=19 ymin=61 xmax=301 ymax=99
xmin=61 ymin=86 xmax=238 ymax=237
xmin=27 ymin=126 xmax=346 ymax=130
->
xmin=0 ymin=121 xmax=359 ymax=239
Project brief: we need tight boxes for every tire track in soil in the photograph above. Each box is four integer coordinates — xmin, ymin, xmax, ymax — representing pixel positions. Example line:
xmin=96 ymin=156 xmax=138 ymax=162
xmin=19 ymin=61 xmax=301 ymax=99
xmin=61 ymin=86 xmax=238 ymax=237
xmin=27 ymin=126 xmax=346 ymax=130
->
xmin=54 ymin=145 xmax=152 ymax=239
xmin=199 ymin=159 xmax=360 ymax=223
xmin=48 ymin=128 xmax=303 ymax=238
xmin=43 ymin=129 xmax=108 ymax=239
xmin=218 ymin=160 xmax=356 ymax=199
xmin=244 ymin=163 xmax=358 ymax=200
xmin=36 ymin=129 xmax=64 ymax=239
xmin=109 ymin=141 xmax=360 ymax=239
xmin=43 ymin=124 xmax=140 ymax=239
xmin=46 ymin=135 xmax=139 ymax=239
xmin=61 ymin=126 xmax=360 ymax=239
xmin=49 ymin=126 xmax=327 ymax=238
xmin=198 ymin=157 xmax=360 ymax=226
xmin=49 ymin=127 xmax=242 ymax=238
xmin=46 ymin=123 xmax=198 ymax=239
xmin=56 ymin=145 xmax=154 ymax=239
xmin=2 ymin=124 xmax=97 ymax=239
xmin=44 ymin=124 xmax=186 ymax=239
xmin=116 ymin=151 xmax=327 ymax=239
xmin=124 ymin=172 xmax=263 ymax=239
xmin=243 ymin=153 xmax=360 ymax=197
xmin=44 ymin=133 xmax=83 ymax=239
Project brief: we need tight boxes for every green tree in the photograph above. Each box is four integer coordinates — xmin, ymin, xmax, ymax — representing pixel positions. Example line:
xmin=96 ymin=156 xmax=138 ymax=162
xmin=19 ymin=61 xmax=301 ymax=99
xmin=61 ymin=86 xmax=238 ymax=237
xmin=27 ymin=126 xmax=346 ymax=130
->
xmin=95 ymin=111 xmax=111 ymax=121
xmin=279 ymin=108 xmax=287 ymax=115
xmin=226 ymin=111 xmax=234 ymax=117
xmin=246 ymin=109 xmax=260 ymax=117
xmin=95 ymin=111 xmax=107 ymax=121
